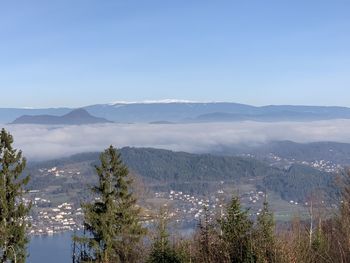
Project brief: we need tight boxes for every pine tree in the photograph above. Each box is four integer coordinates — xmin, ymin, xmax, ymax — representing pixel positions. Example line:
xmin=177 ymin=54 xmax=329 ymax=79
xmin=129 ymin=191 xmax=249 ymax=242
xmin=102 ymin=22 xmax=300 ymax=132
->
xmin=0 ymin=128 xmax=31 ymax=263
xmin=147 ymin=209 xmax=183 ymax=263
xmin=254 ymin=197 xmax=276 ymax=263
xmin=75 ymin=145 xmax=146 ymax=263
xmin=192 ymin=205 xmax=230 ymax=263
xmin=219 ymin=195 xmax=255 ymax=263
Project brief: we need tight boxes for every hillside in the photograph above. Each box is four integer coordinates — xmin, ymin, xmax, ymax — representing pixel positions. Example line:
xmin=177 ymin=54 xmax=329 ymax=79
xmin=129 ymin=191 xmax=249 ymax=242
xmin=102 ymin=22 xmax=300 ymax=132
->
xmin=26 ymin=147 xmax=338 ymax=203
xmin=263 ymin=164 xmax=340 ymax=202
xmin=216 ymin=140 xmax=350 ymax=165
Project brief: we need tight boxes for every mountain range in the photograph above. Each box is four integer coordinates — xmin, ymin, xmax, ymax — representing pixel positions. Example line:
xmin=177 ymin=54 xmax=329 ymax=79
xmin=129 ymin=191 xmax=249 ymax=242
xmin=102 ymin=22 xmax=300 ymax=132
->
xmin=3 ymin=101 xmax=350 ymax=124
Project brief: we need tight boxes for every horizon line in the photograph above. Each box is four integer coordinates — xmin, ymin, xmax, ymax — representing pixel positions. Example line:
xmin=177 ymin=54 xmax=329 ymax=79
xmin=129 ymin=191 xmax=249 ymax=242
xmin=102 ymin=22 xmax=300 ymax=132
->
xmin=2 ymin=99 xmax=350 ymax=109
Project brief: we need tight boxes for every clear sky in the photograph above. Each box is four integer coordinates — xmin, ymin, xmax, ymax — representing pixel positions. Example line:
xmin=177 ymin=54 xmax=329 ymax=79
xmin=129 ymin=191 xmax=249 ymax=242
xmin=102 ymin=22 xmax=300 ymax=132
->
xmin=1 ymin=0 xmax=349 ymax=108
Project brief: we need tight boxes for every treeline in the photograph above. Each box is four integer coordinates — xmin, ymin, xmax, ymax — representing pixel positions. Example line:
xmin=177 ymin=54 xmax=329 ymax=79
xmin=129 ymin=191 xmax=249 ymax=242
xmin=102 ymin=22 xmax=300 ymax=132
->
xmin=72 ymin=145 xmax=278 ymax=263
xmin=72 ymin=145 xmax=350 ymax=263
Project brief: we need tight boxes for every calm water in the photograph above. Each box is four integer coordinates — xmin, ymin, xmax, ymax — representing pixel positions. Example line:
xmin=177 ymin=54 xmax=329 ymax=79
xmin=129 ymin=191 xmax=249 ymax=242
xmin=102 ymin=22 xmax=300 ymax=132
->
xmin=28 ymin=232 xmax=73 ymax=263
xmin=28 ymin=227 xmax=195 ymax=263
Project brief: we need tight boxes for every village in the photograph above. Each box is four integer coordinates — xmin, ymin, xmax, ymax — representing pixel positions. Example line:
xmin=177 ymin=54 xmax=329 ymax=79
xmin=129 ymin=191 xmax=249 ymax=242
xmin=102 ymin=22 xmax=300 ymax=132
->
xmin=26 ymin=160 xmax=320 ymax=236
xmin=27 ymin=186 xmax=275 ymax=236
xmin=27 ymin=198 xmax=82 ymax=236
xmin=265 ymin=153 xmax=342 ymax=173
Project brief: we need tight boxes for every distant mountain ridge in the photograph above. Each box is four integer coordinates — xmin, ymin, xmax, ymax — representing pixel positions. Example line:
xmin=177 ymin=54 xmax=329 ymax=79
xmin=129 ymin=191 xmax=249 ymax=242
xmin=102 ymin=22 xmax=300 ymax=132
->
xmin=85 ymin=102 xmax=350 ymax=123
xmin=11 ymin=109 xmax=112 ymax=125
xmin=2 ymin=101 xmax=350 ymax=123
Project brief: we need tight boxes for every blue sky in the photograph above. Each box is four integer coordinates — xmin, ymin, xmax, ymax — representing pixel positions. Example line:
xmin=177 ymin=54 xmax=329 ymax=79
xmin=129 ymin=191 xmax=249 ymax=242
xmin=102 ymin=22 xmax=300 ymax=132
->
xmin=1 ymin=0 xmax=349 ymax=108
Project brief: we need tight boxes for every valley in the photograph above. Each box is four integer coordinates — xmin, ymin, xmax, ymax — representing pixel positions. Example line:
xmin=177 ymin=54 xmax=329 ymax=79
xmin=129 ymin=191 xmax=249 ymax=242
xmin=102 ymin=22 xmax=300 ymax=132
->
xmin=24 ymin=142 xmax=345 ymax=236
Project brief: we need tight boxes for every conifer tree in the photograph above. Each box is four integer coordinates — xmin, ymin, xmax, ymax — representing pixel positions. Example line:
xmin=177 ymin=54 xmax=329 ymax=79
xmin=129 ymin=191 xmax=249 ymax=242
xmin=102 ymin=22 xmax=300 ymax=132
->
xmin=219 ymin=195 xmax=255 ymax=263
xmin=254 ymin=197 xmax=276 ymax=263
xmin=75 ymin=145 xmax=146 ymax=263
xmin=147 ymin=209 xmax=182 ymax=263
xmin=0 ymin=128 xmax=31 ymax=263
xmin=195 ymin=206 xmax=229 ymax=263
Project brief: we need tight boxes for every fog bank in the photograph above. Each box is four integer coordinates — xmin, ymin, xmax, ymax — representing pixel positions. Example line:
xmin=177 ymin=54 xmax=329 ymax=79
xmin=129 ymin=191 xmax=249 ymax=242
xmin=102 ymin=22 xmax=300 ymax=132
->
xmin=3 ymin=120 xmax=350 ymax=160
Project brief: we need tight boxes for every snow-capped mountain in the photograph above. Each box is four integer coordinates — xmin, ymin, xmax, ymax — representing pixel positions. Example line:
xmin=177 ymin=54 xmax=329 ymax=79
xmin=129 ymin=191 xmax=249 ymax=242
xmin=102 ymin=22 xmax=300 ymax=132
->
xmin=3 ymin=100 xmax=350 ymax=124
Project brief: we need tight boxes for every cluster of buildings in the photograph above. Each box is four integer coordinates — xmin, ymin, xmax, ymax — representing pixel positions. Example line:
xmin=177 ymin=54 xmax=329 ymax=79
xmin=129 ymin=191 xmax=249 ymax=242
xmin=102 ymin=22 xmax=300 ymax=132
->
xmin=241 ymin=190 xmax=266 ymax=204
xmin=155 ymin=188 xmax=275 ymax=223
xmin=155 ymin=190 xmax=223 ymax=224
xmin=306 ymin=160 xmax=342 ymax=173
xmin=39 ymin=166 xmax=81 ymax=177
xmin=30 ymin=201 xmax=83 ymax=236
xmin=266 ymin=153 xmax=343 ymax=173
xmin=27 ymin=165 xmax=86 ymax=235
xmin=167 ymin=190 xmax=215 ymax=220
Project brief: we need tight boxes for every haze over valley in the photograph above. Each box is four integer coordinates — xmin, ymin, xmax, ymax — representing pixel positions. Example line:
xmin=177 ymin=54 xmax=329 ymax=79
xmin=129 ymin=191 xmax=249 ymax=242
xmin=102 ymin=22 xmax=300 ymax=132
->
xmin=2 ymin=1 xmax=350 ymax=262
xmin=2 ymin=101 xmax=350 ymax=161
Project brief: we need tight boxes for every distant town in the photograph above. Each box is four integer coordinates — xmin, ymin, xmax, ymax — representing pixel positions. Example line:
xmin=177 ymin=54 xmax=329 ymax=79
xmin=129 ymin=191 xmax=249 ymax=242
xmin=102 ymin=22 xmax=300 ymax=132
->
xmin=24 ymin=149 xmax=344 ymax=236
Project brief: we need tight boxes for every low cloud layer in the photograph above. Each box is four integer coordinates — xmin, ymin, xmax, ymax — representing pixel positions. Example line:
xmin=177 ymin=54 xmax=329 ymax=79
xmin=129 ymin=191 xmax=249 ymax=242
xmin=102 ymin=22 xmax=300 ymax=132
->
xmin=3 ymin=120 xmax=350 ymax=161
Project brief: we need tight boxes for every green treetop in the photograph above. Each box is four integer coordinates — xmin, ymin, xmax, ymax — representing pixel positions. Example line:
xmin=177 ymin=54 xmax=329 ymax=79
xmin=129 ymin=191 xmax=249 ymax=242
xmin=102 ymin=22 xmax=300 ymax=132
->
xmin=75 ymin=145 xmax=146 ymax=263
xmin=254 ymin=197 xmax=277 ymax=263
xmin=0 ymin=128 xmax=31 ymax=263
xmin=219 ymin=195 xmax=255 ymax=263
xmin=147 ymin=208 xmax=183 ymax=263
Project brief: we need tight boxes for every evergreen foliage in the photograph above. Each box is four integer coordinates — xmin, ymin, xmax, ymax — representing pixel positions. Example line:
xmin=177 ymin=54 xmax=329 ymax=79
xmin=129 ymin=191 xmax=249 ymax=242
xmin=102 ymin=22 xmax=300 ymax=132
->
xmin=147 ymin=209 xmax=183 ymax=263
xmin=219 ymin=195 xmax=255 ymax=263
xmin=194 ymin=206 xmax=229 ymax=262
xmin=254 ymin=197 xmax=277 ymax=263
xmin=0 ymin=128 xmax=31 ymax=263
xmin=74 ymin=146 xmax=146 ymax=263
xmin=262 ymin=164 xmax=338 ymax=202
xmin=26 ymin=148 xmax=338 ymax=202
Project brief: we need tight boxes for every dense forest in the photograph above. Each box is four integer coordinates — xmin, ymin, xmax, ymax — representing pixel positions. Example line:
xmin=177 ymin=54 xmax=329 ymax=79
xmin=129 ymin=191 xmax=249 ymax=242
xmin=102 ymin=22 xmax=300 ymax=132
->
xmin=26 ymin=147 xmax=340 ymax=202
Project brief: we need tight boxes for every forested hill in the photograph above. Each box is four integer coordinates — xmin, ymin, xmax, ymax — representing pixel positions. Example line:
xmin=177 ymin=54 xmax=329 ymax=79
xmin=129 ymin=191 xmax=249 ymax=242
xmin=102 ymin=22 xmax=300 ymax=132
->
xmin=216 ymin=140 xmax=350 ymax=165
xmin=27 ymin=147 xmax=283 ymax=182
xmin=26 ymin=147 xmax=339 ymax=202
xmin=119 ymin=147 xmax=282 ymax=181
xmin=263 ymin=164 xmax=340 ymax=201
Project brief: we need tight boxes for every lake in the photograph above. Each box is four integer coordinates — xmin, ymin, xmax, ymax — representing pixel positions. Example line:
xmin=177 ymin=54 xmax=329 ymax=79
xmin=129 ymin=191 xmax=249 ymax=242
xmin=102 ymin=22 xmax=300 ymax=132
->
xmin=28 ymin=226 xmax=195 ymax=262
xmin=28 ymin=232 xmax=73 ymax=263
